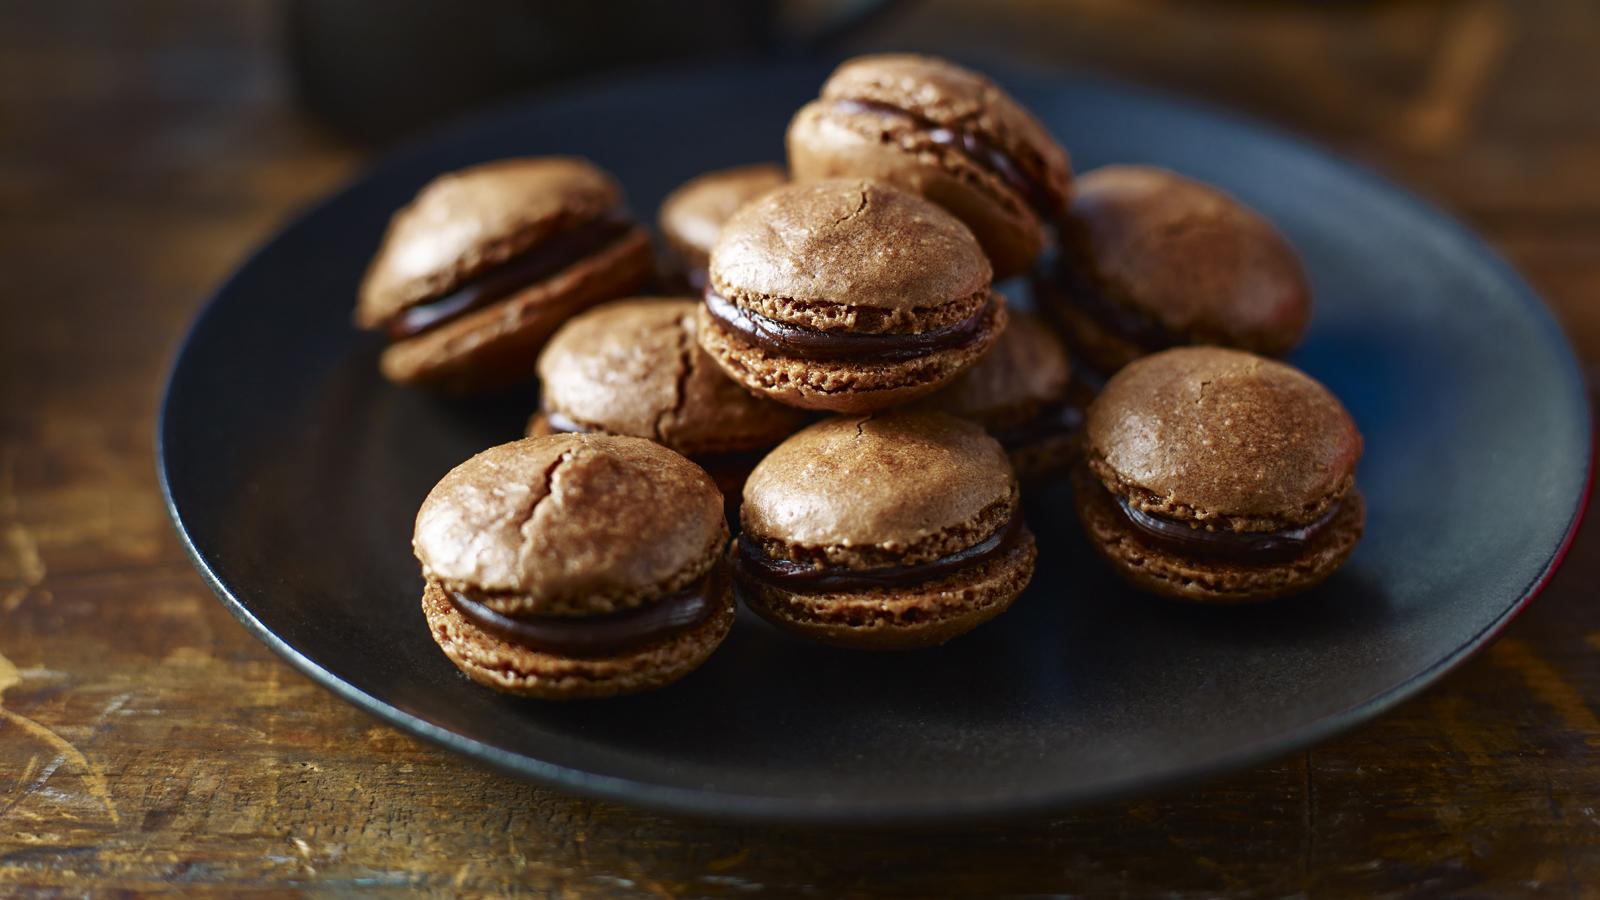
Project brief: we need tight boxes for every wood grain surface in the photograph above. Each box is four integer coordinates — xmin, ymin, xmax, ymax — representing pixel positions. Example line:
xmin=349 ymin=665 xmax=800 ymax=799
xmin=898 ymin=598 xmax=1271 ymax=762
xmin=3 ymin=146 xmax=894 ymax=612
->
xmin=2 ymin=0 xmax=1597 ymax=895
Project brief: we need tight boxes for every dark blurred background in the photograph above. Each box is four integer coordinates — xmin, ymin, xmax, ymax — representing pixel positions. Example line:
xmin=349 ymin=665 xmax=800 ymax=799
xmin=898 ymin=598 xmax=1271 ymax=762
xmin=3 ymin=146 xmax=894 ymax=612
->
xmin=6 ymin=0 xmax=1596 ymax=358
xmin=4 ymin=1 xmax=1600 ymax=894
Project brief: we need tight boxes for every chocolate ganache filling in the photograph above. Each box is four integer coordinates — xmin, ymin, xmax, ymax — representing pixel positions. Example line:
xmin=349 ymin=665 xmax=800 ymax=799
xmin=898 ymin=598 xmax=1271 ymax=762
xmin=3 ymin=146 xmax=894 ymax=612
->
xmin=386 ymin=213 xmax=633 ymax=340
xmin=445 ymin=563 xmax=723 ymax=656
xmin=541 ymin=410 xmax=589 ymax=435
xmin=738 ymin=515 xmax=1024 ymax=593
xmin=832 ymin=99 xmax=1058 ymax=219
xmin=705 ymin=289 xmax=989 ymax=363
xmin=1113 ymin=491 xmax=1341 ymax=564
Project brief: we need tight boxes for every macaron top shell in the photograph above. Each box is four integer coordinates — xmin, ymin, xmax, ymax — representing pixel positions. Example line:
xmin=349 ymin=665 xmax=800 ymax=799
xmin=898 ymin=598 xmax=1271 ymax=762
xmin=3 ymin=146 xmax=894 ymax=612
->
xmin=1068 ymin=165 xmax=1311 ymax=353
xmin=538 ymin=299 xmax=808 ymax=454
xmin=413 ymin=434 xmax=726 ymax=615
xmin=358 ymin=157 xmax=624 ymax=328
xmin=1086 ymin=347 xmax=1361 ymax=530
xmin=658 ymin=163 xmax=787 ymax=268
xmin=817 ymin=54 xmax=1071 ymax=217
xmin=709 ymin=179 xmax=991 ymax=332
xmin=917 ymin=311 xmax=1069 ymax=428
xmin=742 ymin=412 xmax=1017 ymax=568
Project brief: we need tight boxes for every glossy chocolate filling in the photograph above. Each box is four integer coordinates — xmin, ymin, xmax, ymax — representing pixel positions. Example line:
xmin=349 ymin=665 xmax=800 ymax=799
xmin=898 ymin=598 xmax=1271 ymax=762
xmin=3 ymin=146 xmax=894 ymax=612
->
xmin=705 ymin=289 xmax=990 ymax=362
xmin=737 ymin=515 xmax=1024 ymax=593
xmin=1051 ymin=253 xmax=1183 ymax=353
xmin=1113 ymin=490 xmax=1341 ymax=564
xmin=445 ymin=564 xmax=722 ymax=656
xmin=385 ymin=213 xmax=633 ymax=340
xmin=832 ymin=99 xmax=1057 ymax=218
xmin=541 ymin=410 xmax=590 ymax=435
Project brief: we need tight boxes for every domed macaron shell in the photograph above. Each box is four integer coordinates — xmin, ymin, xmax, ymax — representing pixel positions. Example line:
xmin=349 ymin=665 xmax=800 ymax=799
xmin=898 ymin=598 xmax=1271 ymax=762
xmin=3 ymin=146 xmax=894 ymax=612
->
xmin=787 ymin=53 xmax=1072 ymax=278
xmin=697 ymin=178 xmax=1006 ymax=414
xmin=1040 ymin=165 xmax=1312 ymax=377
xmin=657 ymin=163 xmax=787 ymax=292
xmin=736 ymin=411 xmax=1036 ymax=649
xmin=415 ymin=434 xmax=734 ymax=698
xmin=357 ymin=157 xmax=654 ymax=391
xmin=1075 ymin=346 xmax=1364 ymax=602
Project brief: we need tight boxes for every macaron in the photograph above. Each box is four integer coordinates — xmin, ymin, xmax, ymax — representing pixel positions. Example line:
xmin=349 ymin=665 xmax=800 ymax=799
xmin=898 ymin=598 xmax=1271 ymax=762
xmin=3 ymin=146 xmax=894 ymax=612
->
xmin=735 ymin=412 xmax=1036 ymax=649
xmin=415 ymin=434 xmax=734 ymax=698
xmin=1038 ymin=165 xmax=1312 ymax=376
xmin=1074 ymin=347 xmax=1364 ymax=603
xmin=913 ymin=311 xmax=1090 ymax=479
xmin=356 ymin=157 xmax=654 ymax=391
xmin=697 ymin=178 xmax=1006 ymax=414
xmin=657 ymin=163 xmax=787 ymax=293
xmin=528 ymin=298 xmax=810 ymax=496
xmin=787 ymin=53 xmax=1072 ymax=278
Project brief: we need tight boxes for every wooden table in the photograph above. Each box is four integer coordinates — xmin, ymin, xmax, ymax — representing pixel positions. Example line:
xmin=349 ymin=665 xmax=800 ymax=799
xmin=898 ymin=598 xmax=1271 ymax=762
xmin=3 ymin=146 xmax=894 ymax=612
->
xmin=4 ymin=0 xmax=1597 ymax=894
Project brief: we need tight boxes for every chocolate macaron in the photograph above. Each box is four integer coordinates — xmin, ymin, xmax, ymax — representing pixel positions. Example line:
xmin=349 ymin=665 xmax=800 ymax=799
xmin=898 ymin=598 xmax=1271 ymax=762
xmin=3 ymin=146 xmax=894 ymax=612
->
xmin=529 ymin=298 xmax=810 ymax=495
xmin=1075 ymin=347 xmax=1364 ymax=603
xmin=657 ymin=163 xmax=787 ymax=293
xmin=1039 ymin=165 xmax=1312 ymax=376
xmin=698 ymin=178 xmax=1006 ymax=414
xmin=787 ymin=53 xmax=1072 ymax=278
xmin=736 ymin=412 xmax=1036 ymax=649
xmin=914 ymin=311 xmax=1089 ymax=479
xmin=356 ymin=157 xmax=653 ymax=390
xmin=415 ymin=434 xmax=734 ymax=698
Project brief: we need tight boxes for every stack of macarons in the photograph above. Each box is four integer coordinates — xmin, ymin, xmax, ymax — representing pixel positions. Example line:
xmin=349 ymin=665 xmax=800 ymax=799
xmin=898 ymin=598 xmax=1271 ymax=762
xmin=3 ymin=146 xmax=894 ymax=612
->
xmin=357 ymin=53 xmax=1364 ymax=700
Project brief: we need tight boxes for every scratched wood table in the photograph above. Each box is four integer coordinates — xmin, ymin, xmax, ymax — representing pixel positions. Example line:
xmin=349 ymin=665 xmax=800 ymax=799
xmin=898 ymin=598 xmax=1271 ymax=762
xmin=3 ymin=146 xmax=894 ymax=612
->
xmin=3 ymin=0 xmax=1598 ymax=895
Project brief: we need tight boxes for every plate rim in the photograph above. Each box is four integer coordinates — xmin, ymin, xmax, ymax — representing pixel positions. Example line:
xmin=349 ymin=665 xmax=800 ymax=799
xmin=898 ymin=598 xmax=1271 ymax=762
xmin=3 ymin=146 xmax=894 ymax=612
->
xmin=156 ymin=60 xmax=1595 ymax=826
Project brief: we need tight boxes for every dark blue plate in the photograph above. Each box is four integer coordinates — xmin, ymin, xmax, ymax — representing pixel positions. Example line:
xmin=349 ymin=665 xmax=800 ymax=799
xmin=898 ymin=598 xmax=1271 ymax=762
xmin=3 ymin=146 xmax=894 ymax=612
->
xmin=159 ymin=62 xmax=1591 ymax=825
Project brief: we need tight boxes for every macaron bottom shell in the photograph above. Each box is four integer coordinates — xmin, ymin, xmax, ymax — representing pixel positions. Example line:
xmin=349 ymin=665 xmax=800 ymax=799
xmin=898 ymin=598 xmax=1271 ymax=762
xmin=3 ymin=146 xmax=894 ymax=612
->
xmin=735 ymin=526 xmax=1037 ymax=650
xmin=421 ymin=575 xmax=736 ymax=700
xmin=694 ymin=300 xmax=1007 ymax=414
xmin=1072 ymin=467 xmax=1366 ymax=603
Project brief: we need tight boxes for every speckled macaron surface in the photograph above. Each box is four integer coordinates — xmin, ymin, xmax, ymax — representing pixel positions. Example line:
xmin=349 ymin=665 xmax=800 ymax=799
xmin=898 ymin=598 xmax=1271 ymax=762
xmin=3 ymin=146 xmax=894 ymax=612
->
xmin=698 ymin=178 xmax=1005 ymax=414
xmin=415 ymin=434 xmax=733 ymax=698
xmin=787 ymin=53 xmax=1072 ymax=278
xmin=657 ymin=163 xmax=787 ymax=290
xmin=1076 ymin=347 xmax=1364 ymax=602
xmin=913 ymin=311 xmax=1085 ymax=478
xmin=357 ymin=157 xmax=653 ymax=391
xmin=735 ymin=411 xmax=1036 ymax=649
xmin=1044 ymin=165 xmax=1312 ymax=376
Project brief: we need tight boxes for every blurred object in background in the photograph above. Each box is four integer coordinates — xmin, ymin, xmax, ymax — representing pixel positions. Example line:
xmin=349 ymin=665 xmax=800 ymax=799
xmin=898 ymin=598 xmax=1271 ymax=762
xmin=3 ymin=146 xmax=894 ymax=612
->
xmin=288 ymin=0 xmax=901 ymax=142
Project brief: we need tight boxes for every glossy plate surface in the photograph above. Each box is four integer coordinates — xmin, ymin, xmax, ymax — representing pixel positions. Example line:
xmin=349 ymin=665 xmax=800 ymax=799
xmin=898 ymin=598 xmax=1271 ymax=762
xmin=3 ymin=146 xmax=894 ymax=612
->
xmin=159 ymin=62 xmax=1591 ymax=824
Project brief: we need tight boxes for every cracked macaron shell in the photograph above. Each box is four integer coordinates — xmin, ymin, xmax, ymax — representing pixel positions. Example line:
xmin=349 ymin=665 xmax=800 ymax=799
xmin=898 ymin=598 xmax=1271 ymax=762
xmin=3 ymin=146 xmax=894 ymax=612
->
xmin=413 ymin=434 xmax=727 ymax=616
xmin=658 ymin=163 xmax=787 ymax=274
xmin=1085 ymin=347 xmax=1362 ymax=531
xmin=535 ymin=298 xmax=810 ymax=455
xmin=787 ymin=53 xmax=1072 ymax=278
xmin=1065 ymin=165 xmax=1312 ymax=356
xmin=709 ymin=178 xmax=992 ymax=333
xmin=741 ymin=412 xmax=1018 ymax=569
xmin=357 ymin=157 xmax=628 ymax=328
